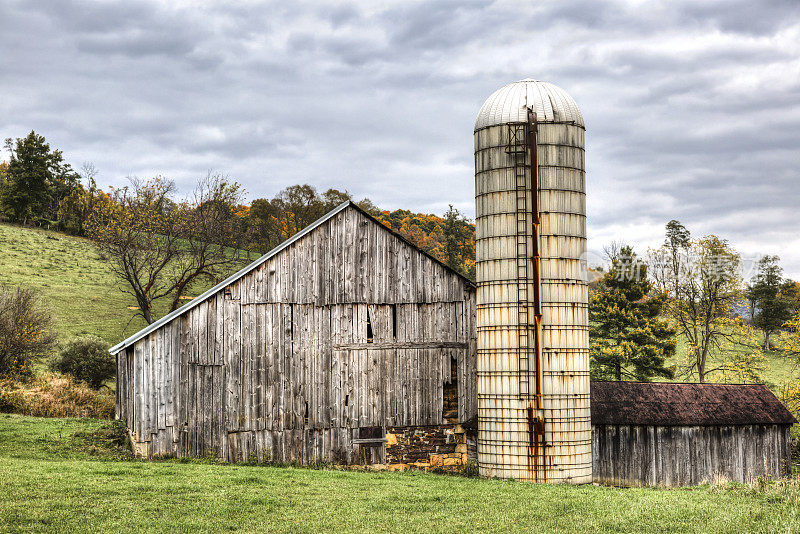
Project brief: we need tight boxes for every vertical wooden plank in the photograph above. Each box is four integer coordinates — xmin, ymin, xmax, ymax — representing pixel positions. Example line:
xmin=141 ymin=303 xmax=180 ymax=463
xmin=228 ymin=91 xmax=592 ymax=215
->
xmin=266 ymin=303 xmax=276 ymax=430
xmin=158 ymin=328 xmax=167 ymax=431
xmin=187 ymin=362 xmax=195 ymax=457
xmin=242 ymin=304 xmax=252 ymax=432
xmin=148 ymin=334 xmax=157 ymax=440
xmin=224 ymin=299 xmax=241 ymax=432
xmin=283 ymin=303 xmax=292 ymax=430
xmin=256 ymin=303 xmax=265 ymax=431
xmin=114 ymin=352 xmax=123 ymax=420
xmin=164 ymin=325 xmax=173 ymax=431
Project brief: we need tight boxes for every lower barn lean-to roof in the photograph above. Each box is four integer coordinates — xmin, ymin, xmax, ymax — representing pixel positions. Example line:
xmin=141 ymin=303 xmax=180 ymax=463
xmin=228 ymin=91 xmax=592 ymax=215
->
xmin=591 ymin=381 xmax=797 ymax=427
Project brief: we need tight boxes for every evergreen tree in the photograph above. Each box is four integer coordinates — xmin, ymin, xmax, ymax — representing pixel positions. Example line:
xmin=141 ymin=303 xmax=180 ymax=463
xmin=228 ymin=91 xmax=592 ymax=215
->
xmin=749 ymin=255 xmax=794 ymax=350
xmin=0 ymin=131 xmax=78 ymax=225
xmin=590 ymin=245 xmax=676 ymax=381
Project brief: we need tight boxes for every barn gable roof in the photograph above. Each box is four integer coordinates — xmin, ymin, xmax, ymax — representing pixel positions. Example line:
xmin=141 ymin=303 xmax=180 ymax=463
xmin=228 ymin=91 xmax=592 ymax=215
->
xmin=110 ymin=201 xmax=473 ymax=354
xmin=591 ymin=381 xmax=797 ymax=426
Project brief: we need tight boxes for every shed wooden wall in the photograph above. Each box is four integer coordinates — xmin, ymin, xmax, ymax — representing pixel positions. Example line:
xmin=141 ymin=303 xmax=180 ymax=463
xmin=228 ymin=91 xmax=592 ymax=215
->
xmin=592 ymin=424 xmax=793 ymax=486
xmin=116 ymin=206 xmax=477 ymax=463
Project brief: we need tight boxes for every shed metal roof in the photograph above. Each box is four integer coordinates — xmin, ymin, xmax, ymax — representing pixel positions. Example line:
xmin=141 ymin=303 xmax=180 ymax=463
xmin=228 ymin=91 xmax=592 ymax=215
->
xmin=591 ymin=381 xmax=797 ymax=426
xmin=475 ymin=79 xmax=585 ymax=131
xmin=109 ymin=200 xmax=473 ymax=354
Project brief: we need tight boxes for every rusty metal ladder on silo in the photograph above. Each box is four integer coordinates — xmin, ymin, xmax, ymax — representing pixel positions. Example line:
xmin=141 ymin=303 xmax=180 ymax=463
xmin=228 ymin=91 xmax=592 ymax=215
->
xmin=506 ymin=109 xmax=543 ymax=409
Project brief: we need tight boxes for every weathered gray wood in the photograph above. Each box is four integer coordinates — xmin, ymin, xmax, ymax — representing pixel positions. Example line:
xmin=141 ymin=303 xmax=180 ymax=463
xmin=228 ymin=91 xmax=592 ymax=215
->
xmin=115 ymin=203 xmax=477 ymax=463
xmin=592 ymin=424 xmax=793 ymax=486
xmin=332 ymin=341 xmax=468 ymax=350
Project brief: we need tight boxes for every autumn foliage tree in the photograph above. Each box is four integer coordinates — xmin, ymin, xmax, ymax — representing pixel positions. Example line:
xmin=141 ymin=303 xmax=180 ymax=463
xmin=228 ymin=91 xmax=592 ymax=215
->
xmin=650 ymin=221 xmax=744 ymax=382
xmin=57 ymin=162 xmax=103 ymax=236
xmin=370 ymin=204 xmax=476 ymax=280
xmin=246 ymin=185 xmax=353 ymax=254
xmin=243 ymin=184 xmax=476 ymax=279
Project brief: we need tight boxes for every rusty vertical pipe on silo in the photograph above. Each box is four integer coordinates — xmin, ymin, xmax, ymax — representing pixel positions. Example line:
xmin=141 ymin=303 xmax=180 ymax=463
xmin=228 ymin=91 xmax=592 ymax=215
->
xmin=474 ymin=79 xmax=591 ymax=483
xmin=528 ymin=109 xmax=543 ymax=412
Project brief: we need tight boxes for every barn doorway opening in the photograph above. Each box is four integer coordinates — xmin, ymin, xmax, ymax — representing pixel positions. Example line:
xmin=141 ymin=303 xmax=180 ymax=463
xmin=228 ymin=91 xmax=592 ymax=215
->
xmin=443 ymin=355 xmax=459 ymax=423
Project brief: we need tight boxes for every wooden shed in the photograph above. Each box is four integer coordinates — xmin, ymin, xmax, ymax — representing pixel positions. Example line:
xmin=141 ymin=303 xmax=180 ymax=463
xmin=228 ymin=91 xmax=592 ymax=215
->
xmin=591 ymin=381 xmax=797 ymax=486
xmin=111 ymin=201 xmax=478 ymax=466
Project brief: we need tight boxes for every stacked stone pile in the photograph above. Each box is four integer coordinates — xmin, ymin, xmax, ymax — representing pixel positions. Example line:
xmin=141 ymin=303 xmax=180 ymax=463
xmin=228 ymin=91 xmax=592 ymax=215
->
xmin=383 ymin=424 xmax=473 ymax=471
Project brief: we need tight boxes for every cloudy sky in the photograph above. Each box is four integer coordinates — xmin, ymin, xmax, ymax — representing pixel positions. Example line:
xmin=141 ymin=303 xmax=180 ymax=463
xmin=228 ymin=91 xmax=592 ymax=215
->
xmin=2 ymin=0 xmax=799 ymax=275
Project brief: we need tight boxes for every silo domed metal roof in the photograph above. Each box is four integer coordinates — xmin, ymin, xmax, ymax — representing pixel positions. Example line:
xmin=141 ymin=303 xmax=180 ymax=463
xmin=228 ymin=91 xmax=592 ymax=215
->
xmin=474 ymin=79 xmax=584 ymax=131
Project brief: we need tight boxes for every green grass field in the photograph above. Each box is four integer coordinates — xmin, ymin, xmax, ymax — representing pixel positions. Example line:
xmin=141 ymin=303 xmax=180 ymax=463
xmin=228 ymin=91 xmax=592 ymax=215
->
xmin=668 ymin=330 xmax=800 ymax=389
xmin=0 ymin=414 xmax=799 ymax=533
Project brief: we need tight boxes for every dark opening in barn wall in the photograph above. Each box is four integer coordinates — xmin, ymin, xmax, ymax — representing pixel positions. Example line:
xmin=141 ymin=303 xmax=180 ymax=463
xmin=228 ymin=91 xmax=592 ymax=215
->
xmin=289 ymin=304 xmax=294 ymax=341
xmin=355 ymin=426 xmax=386 ymax=464
xmin=391 ymin=304 xmax=397 ymax=339
xmin=443 ymin=355 xmax=458 ymax=423
xmin=366 ymin=308 xmax=373 ymax=343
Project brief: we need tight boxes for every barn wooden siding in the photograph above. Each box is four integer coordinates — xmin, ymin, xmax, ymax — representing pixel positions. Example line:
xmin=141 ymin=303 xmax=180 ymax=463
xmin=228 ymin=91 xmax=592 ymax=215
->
xmin=115 ymin=204 xmax=477 ymax=463
xmin=592 ymin=424 xmax=793 ymax=486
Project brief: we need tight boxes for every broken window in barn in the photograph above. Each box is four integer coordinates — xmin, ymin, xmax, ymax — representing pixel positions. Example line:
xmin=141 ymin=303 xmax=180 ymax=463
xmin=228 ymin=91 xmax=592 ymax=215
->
xmin=391 ymin=304 xmax=397 ymax=339
xmin=289 ymin=304 xmax=294 ymax=342
xmin=366 ymin=308 xmax=374 ymax=343
xmin=358 ymin=426 xmax=385 ymax=440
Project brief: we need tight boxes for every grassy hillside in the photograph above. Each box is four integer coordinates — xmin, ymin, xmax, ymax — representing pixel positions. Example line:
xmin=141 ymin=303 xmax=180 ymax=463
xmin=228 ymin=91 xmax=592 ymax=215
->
xmin=0 ymin=223 xmax=158 ymax=346
xmin=1 ymin=414 xmax=798 ymax=533
xmin=0 ymin=223 xmax=248 ymax=348
xmin=668 ymin=332 xmax=800 ymax=390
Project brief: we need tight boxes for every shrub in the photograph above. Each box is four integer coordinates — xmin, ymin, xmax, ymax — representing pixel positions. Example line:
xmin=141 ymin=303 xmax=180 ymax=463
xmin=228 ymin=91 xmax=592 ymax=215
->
xmin=0 ymin=372 xmax=114 ymax=419
xmin=0 ymin=286 xmax=57 ymax=379
xmin=51 ymin=335 xmax=115 ymax=389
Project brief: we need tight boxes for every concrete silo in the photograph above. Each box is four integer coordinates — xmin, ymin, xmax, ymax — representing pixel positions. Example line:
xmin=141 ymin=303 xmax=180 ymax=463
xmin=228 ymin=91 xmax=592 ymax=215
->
xmin=474 ymin=79 xmax=591 ymax=483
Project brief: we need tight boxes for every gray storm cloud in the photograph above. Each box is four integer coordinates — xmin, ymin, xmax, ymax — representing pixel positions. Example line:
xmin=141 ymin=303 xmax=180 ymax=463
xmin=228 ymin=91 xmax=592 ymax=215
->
xmin=1 ymin=0 xmax=799 ymax=275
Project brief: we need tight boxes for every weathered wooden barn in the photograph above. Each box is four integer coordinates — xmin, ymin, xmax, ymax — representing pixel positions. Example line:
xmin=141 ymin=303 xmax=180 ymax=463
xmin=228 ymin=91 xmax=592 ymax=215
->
xmin=591 ymin=381 xmax=797 ymax=486
xmin=111 ymin=201 xmax=478 ymax=465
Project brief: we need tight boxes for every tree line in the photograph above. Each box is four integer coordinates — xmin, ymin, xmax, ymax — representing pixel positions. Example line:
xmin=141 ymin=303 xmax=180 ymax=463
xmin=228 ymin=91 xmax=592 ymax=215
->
xmin=5 ymin=130 xmax=800 ymax=393
xmin=1 ymin=131 xmax=476 ymax=327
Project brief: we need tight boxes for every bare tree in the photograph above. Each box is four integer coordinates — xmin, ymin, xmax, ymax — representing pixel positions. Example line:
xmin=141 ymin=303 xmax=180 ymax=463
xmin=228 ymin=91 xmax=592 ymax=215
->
xmin=87 ymin=174 xmax=246 ymax=324
xmin=166 ymin=174 xmax=247 ymax=312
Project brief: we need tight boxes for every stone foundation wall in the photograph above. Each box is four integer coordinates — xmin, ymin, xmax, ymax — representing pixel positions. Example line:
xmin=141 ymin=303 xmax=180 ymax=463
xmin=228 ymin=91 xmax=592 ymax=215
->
xmin=385 ymin=424 xmax=476 ymax=471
